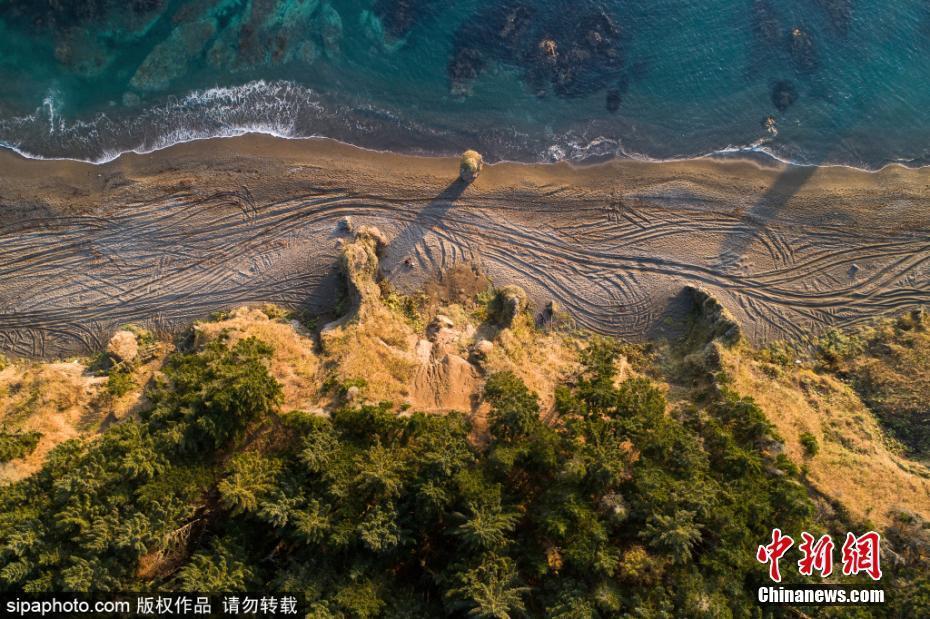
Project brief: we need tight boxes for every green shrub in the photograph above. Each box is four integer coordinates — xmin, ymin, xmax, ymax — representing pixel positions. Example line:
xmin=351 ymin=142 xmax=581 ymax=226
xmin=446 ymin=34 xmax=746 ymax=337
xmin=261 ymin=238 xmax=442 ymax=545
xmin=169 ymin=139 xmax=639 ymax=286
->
xmin=106 ymin=368 xmax=136 ymax=397
xmin=816 ymin=328 xmax=864 ymax=368
xmin=0 ymin=431 xmax=41 ymax=463
xmin=0 ymin=331 xmax=922 ymax=617
xmin=381 ymin=289 xmax=427 ymax=332
xmin=145 ymin=336 xmax=282 ymax=453
xmin=799 ymin=432 xmax=819 ymax=457
xmin=483 ymin=371 xmax=541 ymax=442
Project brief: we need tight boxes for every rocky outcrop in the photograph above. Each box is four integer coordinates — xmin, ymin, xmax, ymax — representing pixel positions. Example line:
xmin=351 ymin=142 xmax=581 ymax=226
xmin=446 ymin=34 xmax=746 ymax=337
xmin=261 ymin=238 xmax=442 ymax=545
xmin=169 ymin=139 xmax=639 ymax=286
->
xmin=489 ymin=285 xmax=529 ymax=329
xmin=686 ymin=286 xmax=742 ymax=347
xmin=411 ymin=352 xmax=479 ymax=413
xmin=677 ymin=286 xmax=744 ymax=377
xmin=538 ymin=299 xmax=571 ymax=330
xmin=107 ymin=330 xmax=139 ymax=364
xmin=470 ymin=339 xmax=494 ymax=364
xmin=459 ymin=150 xmax=483 ymax=183
xmin=322 ymin=226 xmax=385 ymax=335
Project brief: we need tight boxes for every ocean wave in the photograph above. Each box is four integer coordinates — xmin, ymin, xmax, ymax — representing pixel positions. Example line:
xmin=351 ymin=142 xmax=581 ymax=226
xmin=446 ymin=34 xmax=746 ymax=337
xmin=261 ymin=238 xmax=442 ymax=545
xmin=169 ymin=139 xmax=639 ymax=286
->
xmin=0 ymin=79 xmax=926 ymax=174
xmin=0 ymin=80 xmax=326 ymax=164
xmin=535 ymin=131 xmax=930 ymax=174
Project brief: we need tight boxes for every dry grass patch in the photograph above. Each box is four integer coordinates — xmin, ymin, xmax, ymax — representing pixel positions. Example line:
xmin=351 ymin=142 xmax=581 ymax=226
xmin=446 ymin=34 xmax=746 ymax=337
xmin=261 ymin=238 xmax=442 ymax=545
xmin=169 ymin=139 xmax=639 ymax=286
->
xmin=720 ymin=347 xmax=930 ymax=528
xmin=195 ymin=306 xmax=319 ymax=410
xmin=822 ymin=311 xmax=930 ymax=459
xmin=483 ymin=314 xmax=580 ymax=413
xmin=0 ymin=360 xmax=104 ymax=482
xmin=320 ymin=300 xmax=419 ymax=405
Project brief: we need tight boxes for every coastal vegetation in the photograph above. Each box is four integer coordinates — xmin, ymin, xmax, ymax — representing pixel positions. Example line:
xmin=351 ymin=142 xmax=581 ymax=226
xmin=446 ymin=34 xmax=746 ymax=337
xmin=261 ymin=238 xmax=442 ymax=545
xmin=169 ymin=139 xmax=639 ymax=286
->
xmin=0 ymin=430 xmax=40 ymax=464
xmin=814 ymin=310 xmax=930 ymax=460
xmin=0 ymin=229 xmax=928 ymax=616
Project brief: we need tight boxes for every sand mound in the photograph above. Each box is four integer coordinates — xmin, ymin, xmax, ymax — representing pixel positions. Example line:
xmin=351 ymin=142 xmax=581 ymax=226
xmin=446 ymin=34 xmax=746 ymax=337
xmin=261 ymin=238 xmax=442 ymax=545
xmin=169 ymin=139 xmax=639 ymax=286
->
xmin=107 ymin=330 xmax=139 ymax=363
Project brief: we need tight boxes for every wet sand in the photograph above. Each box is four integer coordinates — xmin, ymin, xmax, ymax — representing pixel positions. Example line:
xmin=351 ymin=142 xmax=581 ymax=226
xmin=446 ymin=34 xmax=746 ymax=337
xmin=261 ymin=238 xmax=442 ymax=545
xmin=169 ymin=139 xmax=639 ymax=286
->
xmin=1 ymin=134 xmax=930 ymax=357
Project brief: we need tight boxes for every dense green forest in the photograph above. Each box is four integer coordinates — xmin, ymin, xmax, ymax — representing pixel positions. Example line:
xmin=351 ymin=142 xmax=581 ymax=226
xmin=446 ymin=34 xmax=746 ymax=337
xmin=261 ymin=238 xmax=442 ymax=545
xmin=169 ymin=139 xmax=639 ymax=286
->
xmin=0 ymin=334 xmax=927 ymax=617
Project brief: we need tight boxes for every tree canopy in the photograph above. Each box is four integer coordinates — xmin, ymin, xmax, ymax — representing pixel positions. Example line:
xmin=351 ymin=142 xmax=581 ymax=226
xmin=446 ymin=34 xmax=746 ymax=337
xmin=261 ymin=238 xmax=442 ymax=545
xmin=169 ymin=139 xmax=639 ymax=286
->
xmin=0 ymin=335 xmax=926 ymax=617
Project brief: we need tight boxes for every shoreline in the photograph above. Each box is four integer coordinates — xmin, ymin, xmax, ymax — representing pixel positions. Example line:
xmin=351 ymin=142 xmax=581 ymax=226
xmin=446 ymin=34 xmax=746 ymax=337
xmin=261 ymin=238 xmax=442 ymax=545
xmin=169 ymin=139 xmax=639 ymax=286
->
xmin=2 ymin=132 xmax=930 ymax=358
xmin=1 ymin=130 xmax=926 ymax=191
xmin=3 ymin=127 xmax=929 ymax=175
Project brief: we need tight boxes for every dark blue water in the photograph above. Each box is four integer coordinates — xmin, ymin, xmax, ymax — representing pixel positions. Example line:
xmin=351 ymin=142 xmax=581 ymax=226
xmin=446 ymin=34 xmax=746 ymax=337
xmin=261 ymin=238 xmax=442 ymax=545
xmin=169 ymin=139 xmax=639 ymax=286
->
xmin=0 ymin=0 xmax=928 ymax=168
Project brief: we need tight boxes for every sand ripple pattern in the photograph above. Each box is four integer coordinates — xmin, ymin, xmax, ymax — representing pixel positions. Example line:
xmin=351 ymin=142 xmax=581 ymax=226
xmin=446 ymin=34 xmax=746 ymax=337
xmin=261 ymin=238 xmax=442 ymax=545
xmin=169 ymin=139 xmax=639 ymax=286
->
xmin=2 ymin=146 xmax=930 ymax=357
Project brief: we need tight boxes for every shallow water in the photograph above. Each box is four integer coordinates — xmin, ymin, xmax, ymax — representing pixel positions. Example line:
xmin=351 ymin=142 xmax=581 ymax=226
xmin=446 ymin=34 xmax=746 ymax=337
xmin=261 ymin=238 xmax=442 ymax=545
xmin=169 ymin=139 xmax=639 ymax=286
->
xmin=0 ymin=0 xmax=927 ymax=168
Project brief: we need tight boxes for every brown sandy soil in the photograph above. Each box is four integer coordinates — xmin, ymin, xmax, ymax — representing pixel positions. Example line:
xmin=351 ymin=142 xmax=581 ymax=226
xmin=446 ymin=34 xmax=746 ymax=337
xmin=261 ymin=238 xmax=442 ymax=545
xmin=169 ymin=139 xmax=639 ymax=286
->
xmin=2 ymin=134 xmax=930 ymax=358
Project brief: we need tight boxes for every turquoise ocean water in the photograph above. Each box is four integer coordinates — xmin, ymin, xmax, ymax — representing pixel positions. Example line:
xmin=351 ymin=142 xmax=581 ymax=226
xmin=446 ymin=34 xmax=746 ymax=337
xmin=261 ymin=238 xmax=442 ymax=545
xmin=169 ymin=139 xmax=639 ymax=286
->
xmin=0 ymin=0 xmax=928 ymax=168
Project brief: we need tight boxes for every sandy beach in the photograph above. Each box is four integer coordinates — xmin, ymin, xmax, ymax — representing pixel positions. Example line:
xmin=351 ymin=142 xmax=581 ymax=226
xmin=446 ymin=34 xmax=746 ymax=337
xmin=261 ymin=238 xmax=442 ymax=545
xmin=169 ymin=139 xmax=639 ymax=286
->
xmin=1 ymin=133 xmax=930 ymax=357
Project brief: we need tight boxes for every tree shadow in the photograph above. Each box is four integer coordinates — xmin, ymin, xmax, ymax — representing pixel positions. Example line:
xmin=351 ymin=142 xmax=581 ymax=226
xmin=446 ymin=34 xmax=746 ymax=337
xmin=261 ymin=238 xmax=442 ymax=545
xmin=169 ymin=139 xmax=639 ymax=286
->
xmin=386 ymin=178 xmax=469 ymax=265
xmin=715 ymin=162 xmax=817 ymax=271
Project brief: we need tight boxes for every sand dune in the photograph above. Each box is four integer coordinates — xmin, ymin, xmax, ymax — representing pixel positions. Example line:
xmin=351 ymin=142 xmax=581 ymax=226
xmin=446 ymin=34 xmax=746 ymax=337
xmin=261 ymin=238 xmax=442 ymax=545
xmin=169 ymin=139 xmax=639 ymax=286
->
xmin=1 ymin=134 xmax=929 ymax=357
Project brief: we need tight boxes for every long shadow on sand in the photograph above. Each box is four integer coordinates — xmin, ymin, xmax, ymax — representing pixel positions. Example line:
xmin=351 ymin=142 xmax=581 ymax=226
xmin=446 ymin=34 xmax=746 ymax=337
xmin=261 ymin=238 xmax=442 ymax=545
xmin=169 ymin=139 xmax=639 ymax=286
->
xmin=715 ymin=163 xmax=817 ymax=270
xmin=386 ymin=178 xmax=469 ymax=268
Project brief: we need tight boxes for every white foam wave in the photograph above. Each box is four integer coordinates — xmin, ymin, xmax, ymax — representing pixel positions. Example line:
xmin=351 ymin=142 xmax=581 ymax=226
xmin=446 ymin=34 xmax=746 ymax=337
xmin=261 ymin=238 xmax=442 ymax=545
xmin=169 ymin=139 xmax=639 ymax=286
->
xmin=0 ymin=78 xmax=927 ymax=173
xmin=0 ymin=80 xmax=326 ymax=164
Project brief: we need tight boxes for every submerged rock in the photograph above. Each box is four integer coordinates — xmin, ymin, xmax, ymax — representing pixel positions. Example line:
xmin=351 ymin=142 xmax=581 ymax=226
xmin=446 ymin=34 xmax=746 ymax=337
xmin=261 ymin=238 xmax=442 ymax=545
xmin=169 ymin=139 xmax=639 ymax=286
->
xmin=606 ymin=88 xmax=622 ymax=113
xmin=13 ymin=0 xmax=165 ymax=42
xmin=297 ymin=40 xmax=321 ymax=65
xmin=316 ymin=3 xmax=343 ymax=57
xmin=751 ymin=0 xmax=781 ymax=45
xmin=54 ymin=27 xmax=112 ymax=78
xmin=789 ymin=26 xmax=817 ymax=72
xmin=359 ymin=8 xmax=410 ymax=53
xmin=359 ymin=10 xmax=386 ymax=45
xmin=448 ymin=48 xmax=486 ymax=97
xmin=372 ymin=0 xmax=437 ymax=41
xmin=448 ymin=1 xmax=623 ymax=100
xmin=122 ymin=92 xmax=141 ymax=107
xmin=207 ymin=0 xmax=321 ymax=71
xmin=131 ymin=18 xmax=217 ymax=91
xmin=816 ymin=0 xmax=852 ymax=36
xmin=771 ymin=80 xmax=798 ymax=112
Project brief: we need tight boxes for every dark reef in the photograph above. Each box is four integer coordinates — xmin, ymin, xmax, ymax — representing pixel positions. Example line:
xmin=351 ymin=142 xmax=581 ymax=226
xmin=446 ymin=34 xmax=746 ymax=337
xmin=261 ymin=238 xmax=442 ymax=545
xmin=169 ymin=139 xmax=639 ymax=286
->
xmin=751 ymin=0 xmax=781 ymax=45
xmin=373 ymin=0 xmax=439 ymax=40
xmin=606 ymin=88 xmax=622 ymax=113
xmin=448 ymin=1 xmax=625 ymax=99
xmin=816 ymin=0 xmax=852 ymax=36
xmin=771 ymin=80 xmax=798 ymax=112
xmin=789 ymin=26 xmax=818 ymax=73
